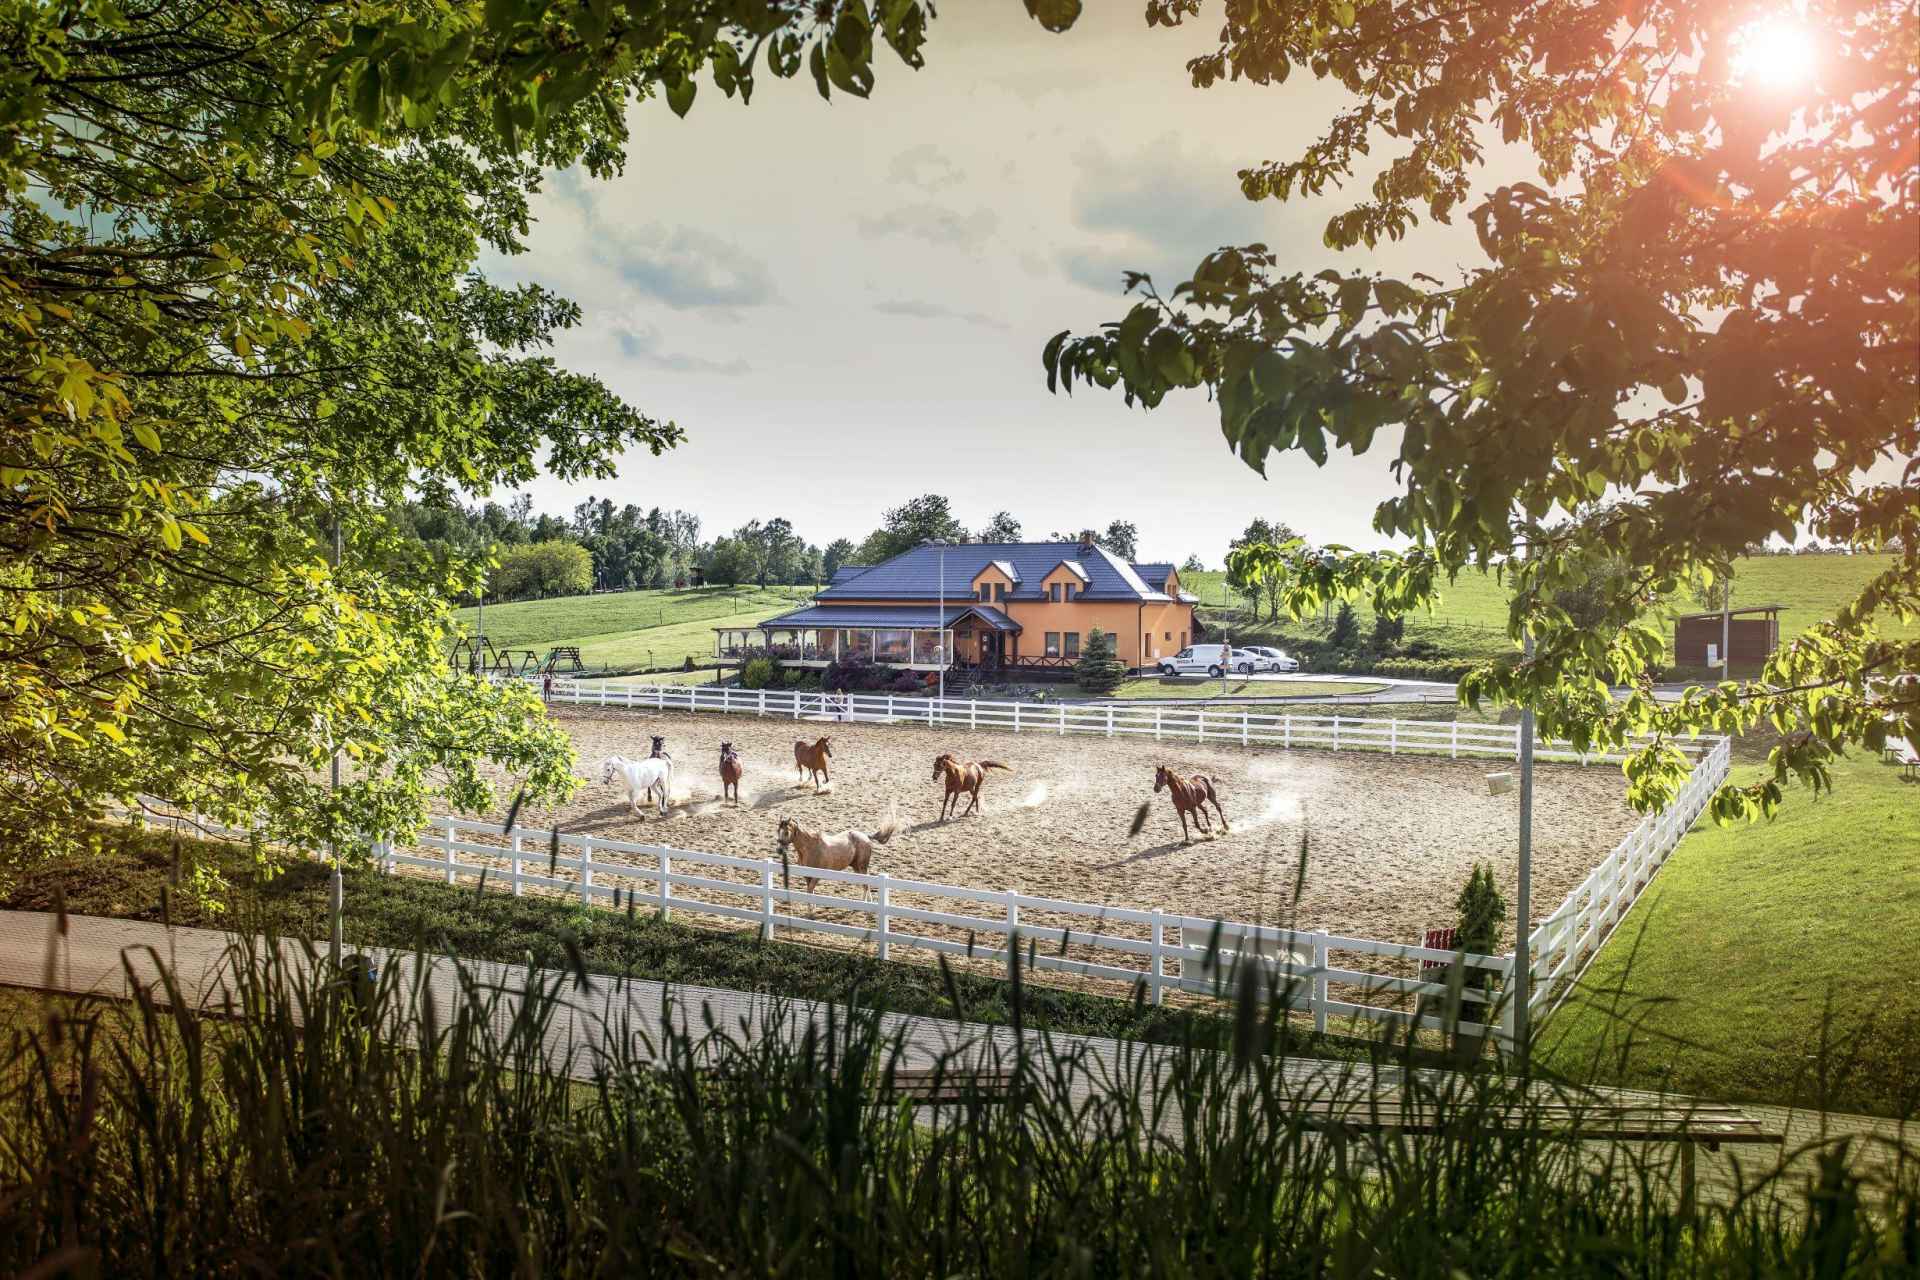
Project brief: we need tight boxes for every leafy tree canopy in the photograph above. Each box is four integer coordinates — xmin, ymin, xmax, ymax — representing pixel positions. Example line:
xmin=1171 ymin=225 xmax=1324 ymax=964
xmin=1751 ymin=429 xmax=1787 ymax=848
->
xmin=1 ymin=0 xmax=947 ymax=866
xmin=856 ymin=493 xmax=969 ymax=563
xmin=1045 ymin=0 xmax=1917 ymax=816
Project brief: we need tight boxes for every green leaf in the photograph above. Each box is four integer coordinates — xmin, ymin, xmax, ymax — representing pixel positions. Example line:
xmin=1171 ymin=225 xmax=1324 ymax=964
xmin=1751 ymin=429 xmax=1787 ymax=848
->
xmin=665 ymin=74 xmax=696 ymax=118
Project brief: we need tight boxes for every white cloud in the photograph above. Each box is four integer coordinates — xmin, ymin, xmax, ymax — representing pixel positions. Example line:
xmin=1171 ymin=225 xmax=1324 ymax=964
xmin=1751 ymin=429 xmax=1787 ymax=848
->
xmin=857 ymin=203 xmax=998 ymax=251
xmin=888 ymin=143 xmax=967 ymax=193
xmin=873 ymin=297 xmax=1009 ymax=330
xmin=612 ymin=325 xmax=751 ymax=375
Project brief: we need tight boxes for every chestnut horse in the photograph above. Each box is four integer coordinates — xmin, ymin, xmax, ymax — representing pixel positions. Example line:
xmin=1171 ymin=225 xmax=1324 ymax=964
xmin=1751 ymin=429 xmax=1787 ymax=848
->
xmin=932 ymin=752 xmax=1012 ymax=820
xmin=776 ymin=804 xmax=897 ymax=906
xmin=1154 ymin=765 xmax=1230 ymax=843
xmin=793 ymin=735 xmax=833 ymax=791
xmin=718 ymin=742 xmax=743 ymax=804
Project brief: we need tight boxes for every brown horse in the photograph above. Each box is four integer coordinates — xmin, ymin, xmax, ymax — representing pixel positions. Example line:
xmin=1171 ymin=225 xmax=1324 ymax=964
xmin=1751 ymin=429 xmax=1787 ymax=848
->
xmin=718 ymin=742 xmax=743 ymax=805
xmin=793 ymin=736 xmax=833 ymax=791
xmin=776 ymin=805 xmax=897 ymax=906
xmin=1154 ymin=765 xmax=1230 ymax=843
xmin=932 ymin=752 xmax=1012 ymax=820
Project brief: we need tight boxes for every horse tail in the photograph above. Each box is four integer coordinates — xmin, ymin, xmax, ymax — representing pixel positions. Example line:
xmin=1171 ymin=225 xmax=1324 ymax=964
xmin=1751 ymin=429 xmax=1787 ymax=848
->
xmin=871 ymin=801 xmax=899 ymax=845
xmin=979 ymin=761 xmax=1013 ymax=773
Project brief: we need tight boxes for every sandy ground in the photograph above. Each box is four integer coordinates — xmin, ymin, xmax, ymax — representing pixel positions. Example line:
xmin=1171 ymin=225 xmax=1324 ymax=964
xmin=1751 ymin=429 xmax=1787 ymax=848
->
xmin=464 ymin=707 xmax=1640 ymax=968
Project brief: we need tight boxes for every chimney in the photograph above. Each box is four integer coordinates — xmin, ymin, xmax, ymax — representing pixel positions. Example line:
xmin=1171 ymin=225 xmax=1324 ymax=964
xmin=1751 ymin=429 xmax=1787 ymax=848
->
xmin=1078 ymin=529 xmax=1095 ymax=554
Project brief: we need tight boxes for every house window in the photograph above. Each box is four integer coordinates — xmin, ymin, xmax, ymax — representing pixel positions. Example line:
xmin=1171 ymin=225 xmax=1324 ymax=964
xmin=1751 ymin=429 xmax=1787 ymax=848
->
xmin=1180 ymin=631 xmax=1188 ymax=648
xmin=1164 ymin=632 xmax=1171 ymax=641
xmin=977 ymin=585 xmax=991 ymax=602
xmin=1049 ymin=583 xmax=1062 ymax=603
xmin=1064 ymin=632 xmax=1081 ymax=658
xmin=994 ymin=582 xmax=1006 ymax=602
xmin=1045 ymin=632 xmax=1061 ymax=657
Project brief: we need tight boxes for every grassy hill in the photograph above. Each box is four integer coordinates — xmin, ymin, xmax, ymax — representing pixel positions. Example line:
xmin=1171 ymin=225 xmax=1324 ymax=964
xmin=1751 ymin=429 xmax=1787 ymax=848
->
xmin=1538 ymin=752 xmax=1920 ymax=1118
xmin=452 ymin=585 xmax=812 ymax=672
xmin=1189 ymin=552 xmax=1912 ymax=673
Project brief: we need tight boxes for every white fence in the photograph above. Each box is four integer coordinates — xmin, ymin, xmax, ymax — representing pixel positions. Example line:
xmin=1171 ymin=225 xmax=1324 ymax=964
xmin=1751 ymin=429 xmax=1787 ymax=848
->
xmin=1522 ymin=734 xmax=1733 ymax=1019
xmin=133 ymin=696 xmax=1731 ymax=1043
xmin=530 ymin=678 xmax=1710 ymax=766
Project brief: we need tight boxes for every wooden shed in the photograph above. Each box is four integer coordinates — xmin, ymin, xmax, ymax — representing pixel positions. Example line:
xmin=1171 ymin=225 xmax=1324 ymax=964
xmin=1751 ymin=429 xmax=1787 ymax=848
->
xmin=1673 ymin=604 xmax=1783 ymax=673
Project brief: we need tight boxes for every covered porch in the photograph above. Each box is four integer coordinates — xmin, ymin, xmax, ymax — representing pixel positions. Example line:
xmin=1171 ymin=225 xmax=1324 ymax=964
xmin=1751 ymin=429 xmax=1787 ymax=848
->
xmin=714 ymin=604 xmax=1020 ymax=670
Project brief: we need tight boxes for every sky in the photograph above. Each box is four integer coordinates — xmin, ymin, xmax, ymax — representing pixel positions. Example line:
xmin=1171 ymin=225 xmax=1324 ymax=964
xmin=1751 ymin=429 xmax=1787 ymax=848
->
xmin=490 ymin=3 xmax=1505 ymax=566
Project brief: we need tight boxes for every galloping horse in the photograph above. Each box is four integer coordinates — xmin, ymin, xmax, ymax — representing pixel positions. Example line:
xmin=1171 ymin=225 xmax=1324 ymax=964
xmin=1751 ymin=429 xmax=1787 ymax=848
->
xmin=602 ymin=754 xmax=673 ymax=818
xmin=932 ymin=752 xmax=1012 ymax=820
xmin=1153 ymin=765 xmax=1229 ymax=843
xmin=718 ymin=742 xmax=744 ymax=805
xmin=776 ymin=805 xmax=898 ymax=907
xmin=793 ymin=736 xmax=833 ymax=791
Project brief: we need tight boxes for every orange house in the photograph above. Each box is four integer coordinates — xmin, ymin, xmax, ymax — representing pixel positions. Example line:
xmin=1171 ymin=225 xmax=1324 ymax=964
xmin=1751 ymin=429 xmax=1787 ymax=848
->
xmin=715 ymin=532 xmax=1198 ymax=675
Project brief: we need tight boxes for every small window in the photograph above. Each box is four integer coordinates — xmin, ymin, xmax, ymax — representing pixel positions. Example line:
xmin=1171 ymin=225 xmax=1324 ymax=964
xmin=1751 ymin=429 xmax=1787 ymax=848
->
xmin=977 ymin=585 xmax=991 ymax=603
xmin=1045 ymin=632 xmax=1061 ymax=657
xmin=1064 ymin=632 xmax=1081 ymax=658
xmin=994 ymin=582 xmax=1006 ymax=602
xmin=1064 ymin=582 xmax=1076 ymax=601
xmin=1049 ymin=583 xmax=1062 ymax=603
xmin=1164 ymin=631 xmax=1171 ymax=641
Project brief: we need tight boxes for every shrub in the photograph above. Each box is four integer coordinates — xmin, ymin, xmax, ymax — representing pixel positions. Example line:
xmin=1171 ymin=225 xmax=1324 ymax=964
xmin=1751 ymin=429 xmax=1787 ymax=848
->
xmin=1369 ymin=612 xmax=1405 ymax=651
xmin=784 ymin=667 xmax=809 ymax=689
xmin=1074 ymin=628 xmax=1126 ymax=695
xmin=1330 ymin=601 xmax=1359 ymax=648
xmin=486 ymin=539 xmax=593 ymax=601
xmin=889 ymin=672 xmax=923 ymax=694
xmin=741 ymin=656 xmax=777 ymax=690
xmin=1455 ymin=864 xmax=1508 ymax=997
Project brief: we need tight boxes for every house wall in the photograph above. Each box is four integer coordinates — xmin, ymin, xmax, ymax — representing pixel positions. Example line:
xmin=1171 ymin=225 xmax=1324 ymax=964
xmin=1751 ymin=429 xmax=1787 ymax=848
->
xmin=802 ymin=594 xmax=1194 ymax=670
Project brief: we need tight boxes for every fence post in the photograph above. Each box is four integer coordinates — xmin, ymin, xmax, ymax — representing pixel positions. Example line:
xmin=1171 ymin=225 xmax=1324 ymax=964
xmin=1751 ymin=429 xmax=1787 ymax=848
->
xmin=1284 ymin=715 xmax=1291 ymax=749
xmin=1005 ymin=889 xmax=1019 ymax=976
xmin=1389 ymin=720 xmax=1398 ymax=755
xmin=887 ymin=693 xmax=895 ymax=720
xmin=580 ymin=835 xmax=593 ymax=905
xmin=1515 ymin=723 xmax=1523 ymax=762
xmin=443 ymin=817 xmax=456 ymax=884
xmin=1106 ymin=706 xmax=1114 ymax=738
xmin=875 ymin=873 xmax=890 ymax=961
xmin=760 ymin=861 xmax=776 ymax=941
xmin=1451 ymin=721 xmax=1459 ymax=759
xmin=970 ymin=701 xmax=977 ymax=731
xmin=1242 ymin=708 xmax=1249 ymax=746
xmin=511 ymin=835 xmax=523 ymax=896
xmin=655 ymin=685 xmax=665 ymax=711
xmin=1150 ymin=910 xmax=1165 ymax=1006
xmin=660 ymin=849 xmax=672 ymax=919
xmin=1154 ymin=706 xmax=1161 ymax=740
xmin=1198 ymin=708 xmax=1205 ymax=742
xmin=1014 ymin=703 xmax=1022 ymax=733
xmin=1332 ymin=716 xmax=1340 ymax=751
xmin=1058 ymin=704 xmax=1066 ymax=735
xmin=1312 ymin=932 xmax=1328 ymax=1035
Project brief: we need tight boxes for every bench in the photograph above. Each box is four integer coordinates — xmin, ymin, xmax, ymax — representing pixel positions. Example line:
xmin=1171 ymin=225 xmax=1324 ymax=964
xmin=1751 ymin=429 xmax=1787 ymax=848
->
xmin=1884 ymin=735 xmax=1917 ymax=781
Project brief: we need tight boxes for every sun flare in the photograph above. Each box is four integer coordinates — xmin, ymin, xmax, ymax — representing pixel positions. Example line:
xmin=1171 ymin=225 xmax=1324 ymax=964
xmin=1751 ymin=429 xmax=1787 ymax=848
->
xmin=1730 ymin=17 xmax=1818 ymax=88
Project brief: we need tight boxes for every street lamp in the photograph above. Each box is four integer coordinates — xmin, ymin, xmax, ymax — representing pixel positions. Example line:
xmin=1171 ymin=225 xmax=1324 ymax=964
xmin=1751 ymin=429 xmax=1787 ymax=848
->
xmin=925 ymin=537 xmax=949 ymax=702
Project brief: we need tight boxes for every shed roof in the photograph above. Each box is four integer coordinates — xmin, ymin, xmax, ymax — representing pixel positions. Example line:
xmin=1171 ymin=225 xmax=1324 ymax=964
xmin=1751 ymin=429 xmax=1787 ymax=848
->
xmin=1673 ymin=604 xmax=1787 ymax=622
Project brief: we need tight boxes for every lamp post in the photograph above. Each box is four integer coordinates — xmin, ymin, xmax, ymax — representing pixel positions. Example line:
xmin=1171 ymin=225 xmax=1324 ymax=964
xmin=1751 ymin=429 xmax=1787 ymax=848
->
xmin=1514 ymin=626 xmax=1534 ymax=1073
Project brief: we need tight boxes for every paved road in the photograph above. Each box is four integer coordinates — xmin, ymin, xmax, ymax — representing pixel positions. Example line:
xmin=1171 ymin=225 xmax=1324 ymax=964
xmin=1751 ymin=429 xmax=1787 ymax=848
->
xmin=2 ymin=910 xmax=1908 ymax=1208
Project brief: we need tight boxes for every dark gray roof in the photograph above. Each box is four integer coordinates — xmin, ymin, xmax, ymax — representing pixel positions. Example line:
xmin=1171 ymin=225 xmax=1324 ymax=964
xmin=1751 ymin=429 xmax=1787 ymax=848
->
xmin=827 ymin=565 xmax=870 ymax=586
xmin=755 ymin=603 xmax=1021 ymax=632
xmin=816 ymin=541 xmax=1172 ymax=603
xmin=1131 ymin=562 xmax=1176 ymax=588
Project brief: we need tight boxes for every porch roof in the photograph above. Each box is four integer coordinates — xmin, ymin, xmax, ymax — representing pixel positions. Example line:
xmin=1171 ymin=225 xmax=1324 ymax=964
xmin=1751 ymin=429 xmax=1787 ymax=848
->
xmin=748 ymin=604 xmax=1021 ymax=632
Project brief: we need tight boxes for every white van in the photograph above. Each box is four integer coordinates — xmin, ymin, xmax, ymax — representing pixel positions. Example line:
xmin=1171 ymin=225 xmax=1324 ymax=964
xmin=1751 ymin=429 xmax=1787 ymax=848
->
xmin=1158 ymin=644 xmax=1231 ymax=677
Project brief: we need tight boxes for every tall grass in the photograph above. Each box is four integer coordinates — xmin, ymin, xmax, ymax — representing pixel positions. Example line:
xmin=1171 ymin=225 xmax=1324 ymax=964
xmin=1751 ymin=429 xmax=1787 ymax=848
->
xmin=2 ymin=932 xmax=1915 ymax=1277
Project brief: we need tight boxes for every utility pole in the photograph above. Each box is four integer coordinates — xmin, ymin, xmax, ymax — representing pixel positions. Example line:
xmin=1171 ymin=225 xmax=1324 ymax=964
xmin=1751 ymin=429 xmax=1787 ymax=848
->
xmin=1514 ymin=623 xmax=1534 ymax=1073
xmin=1720 ymin=569 xmax=1733 ymax=680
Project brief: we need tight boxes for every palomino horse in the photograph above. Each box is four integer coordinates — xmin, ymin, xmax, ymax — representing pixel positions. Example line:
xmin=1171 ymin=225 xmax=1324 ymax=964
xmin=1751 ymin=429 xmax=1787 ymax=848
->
xmin=602 ymin=754 xmax=673 ymax=818
xmin=932 ymin=752 xmax=1012 ymax=820
xmin=718 ymin=742 xmax=744 ymax=805
xmin=776 ymin=804 xmax=898 ymax=908
xmin=793 ymin=736 xmax=833 ymax=791
xmin=1153 ymin=765 xmax=1229 ymax=843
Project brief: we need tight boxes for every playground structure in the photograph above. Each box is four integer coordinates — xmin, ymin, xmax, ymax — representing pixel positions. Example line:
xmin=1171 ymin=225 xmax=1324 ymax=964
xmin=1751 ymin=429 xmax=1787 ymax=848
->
xmin=449 ymin=636 xmax=588 ymax=678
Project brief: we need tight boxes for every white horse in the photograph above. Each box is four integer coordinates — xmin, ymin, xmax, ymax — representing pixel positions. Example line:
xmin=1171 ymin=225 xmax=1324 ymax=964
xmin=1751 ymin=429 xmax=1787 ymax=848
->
xmin=602 ymin=754 xmax=673 ymax=817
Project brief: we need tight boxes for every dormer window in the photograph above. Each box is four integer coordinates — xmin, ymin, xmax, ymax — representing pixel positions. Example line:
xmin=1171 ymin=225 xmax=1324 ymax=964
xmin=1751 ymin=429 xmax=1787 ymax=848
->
xmin=994 ymin=583 xmax=1006 ymax=602
xmin=977 ymin=585 xmax=991 ymax=603
xmin=1049 ymin=583 xmax=1062 ymax=603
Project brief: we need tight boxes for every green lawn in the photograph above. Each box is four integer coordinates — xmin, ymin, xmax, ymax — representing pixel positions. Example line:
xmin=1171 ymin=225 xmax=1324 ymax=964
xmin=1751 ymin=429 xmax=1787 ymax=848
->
xmin=1189 ymin=552 xmax=1914 ymax=672
xmin=1538 ymin=753 xmax=1920 ymax=1118
xmin=452 ymin=584 xmax=813 ymax=672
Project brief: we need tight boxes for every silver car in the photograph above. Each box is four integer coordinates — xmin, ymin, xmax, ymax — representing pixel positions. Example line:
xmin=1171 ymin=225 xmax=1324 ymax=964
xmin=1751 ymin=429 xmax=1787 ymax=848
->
xmin=1243 ymin=645 xmax=1301 ymax=673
